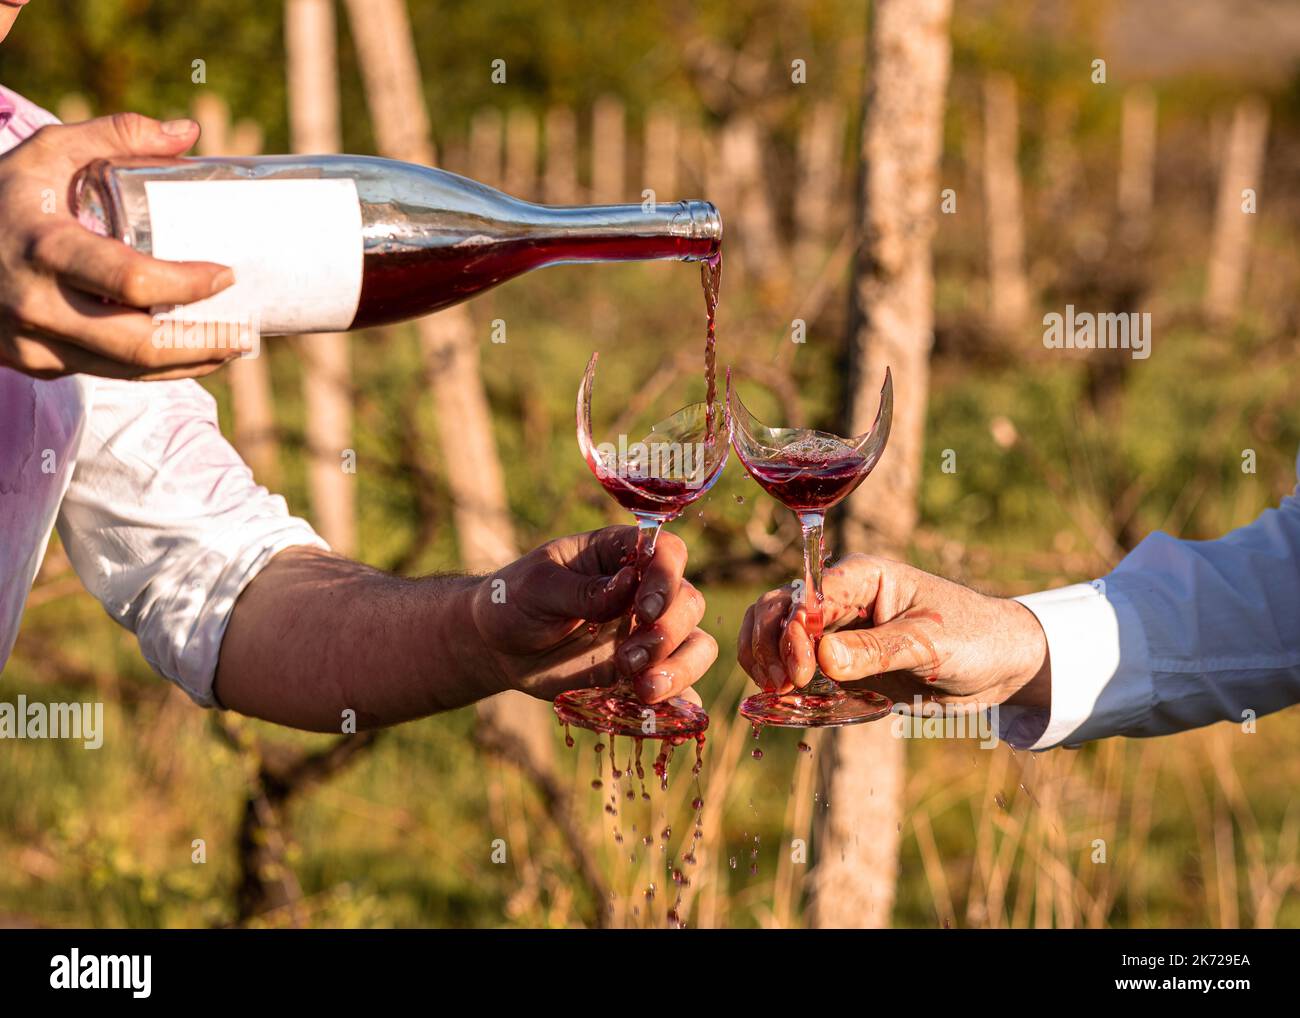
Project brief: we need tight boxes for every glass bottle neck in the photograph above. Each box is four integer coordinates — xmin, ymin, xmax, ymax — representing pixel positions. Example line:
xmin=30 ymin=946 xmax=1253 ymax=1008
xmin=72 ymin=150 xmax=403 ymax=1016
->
xmin=521 ymin=200 xmax=721 ymax=265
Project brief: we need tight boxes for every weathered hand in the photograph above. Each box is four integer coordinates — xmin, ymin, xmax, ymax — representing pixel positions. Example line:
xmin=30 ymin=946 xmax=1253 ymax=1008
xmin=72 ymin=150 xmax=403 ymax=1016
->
xmin=471 ymin=526 xmax=718 ymax=704
xmin=0 ymin=112 xmax=235 ymax=380
xmin=738 ymin=553 xmax=1050 ymax=711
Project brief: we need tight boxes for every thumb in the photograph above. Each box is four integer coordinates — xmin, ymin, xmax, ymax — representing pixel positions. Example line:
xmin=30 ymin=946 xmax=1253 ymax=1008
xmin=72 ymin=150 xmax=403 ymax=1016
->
xmin=818 ymin=621 xmax=938 ymax=682
xmin=45 ymin=112 xmax=201 ymax=164
xmin=540 ymin=562 xmax=638 ymax=624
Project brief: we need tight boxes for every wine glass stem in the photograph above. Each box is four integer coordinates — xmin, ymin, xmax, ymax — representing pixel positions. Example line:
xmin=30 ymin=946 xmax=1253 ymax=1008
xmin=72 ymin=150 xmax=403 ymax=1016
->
xmin=798 ymin=512 xmax=825 ymax=642
xmin=633 ymin=515 xmax=663 ymax=576
xmin=622 ymin=515 xmax=665 ymax=670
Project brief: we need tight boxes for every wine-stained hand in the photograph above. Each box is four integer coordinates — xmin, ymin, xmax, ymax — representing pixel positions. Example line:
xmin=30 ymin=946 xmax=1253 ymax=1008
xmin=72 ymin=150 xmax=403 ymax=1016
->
xmin=214 ymin=527 xmax=717 ymax=732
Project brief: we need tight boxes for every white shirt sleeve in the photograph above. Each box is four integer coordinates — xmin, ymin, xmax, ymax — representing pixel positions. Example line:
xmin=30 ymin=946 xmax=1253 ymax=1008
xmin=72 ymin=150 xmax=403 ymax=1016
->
xmin=55 ymin=377 xmax=328 ymax=706
xmin=1000 ymin=454 xmax=1300 ymax=749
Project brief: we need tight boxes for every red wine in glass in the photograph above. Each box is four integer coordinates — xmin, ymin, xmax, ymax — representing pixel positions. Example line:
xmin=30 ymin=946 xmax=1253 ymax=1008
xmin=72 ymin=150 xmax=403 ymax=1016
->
xmin=730 ymin=368 xmax=895 ymax=727
xmin=553 ymin=353 xmax=731 ymax=739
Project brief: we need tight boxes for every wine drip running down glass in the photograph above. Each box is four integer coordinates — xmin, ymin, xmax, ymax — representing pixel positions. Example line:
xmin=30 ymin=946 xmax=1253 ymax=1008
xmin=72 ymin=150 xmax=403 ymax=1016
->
xmin=552 ymin=352 xmax=732 ymax=739
xmin=730 ymin=367 xmax=894 ymax=727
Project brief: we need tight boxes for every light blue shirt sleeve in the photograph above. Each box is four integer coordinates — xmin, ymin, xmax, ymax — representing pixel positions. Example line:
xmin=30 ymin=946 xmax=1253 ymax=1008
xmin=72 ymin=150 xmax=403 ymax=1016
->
xmin=1000 ymin=452 xmax=1300 ymax=749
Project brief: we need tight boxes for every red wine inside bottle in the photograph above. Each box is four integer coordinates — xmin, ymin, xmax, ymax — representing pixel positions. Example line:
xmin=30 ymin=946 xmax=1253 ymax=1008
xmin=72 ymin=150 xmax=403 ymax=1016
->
xmin=72 ymin=155 xmax=722 ymax=335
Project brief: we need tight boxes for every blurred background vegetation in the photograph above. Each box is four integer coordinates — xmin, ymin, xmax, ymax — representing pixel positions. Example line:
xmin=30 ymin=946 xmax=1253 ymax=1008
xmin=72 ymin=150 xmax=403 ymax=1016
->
xmin=3 ymin=0 xmax=1300 ymax=928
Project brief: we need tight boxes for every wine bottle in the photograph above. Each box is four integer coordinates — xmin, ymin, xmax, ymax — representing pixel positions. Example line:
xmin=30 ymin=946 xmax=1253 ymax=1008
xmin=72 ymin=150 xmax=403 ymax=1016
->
xmin=72 ymin=155 xmax=722 ymax=335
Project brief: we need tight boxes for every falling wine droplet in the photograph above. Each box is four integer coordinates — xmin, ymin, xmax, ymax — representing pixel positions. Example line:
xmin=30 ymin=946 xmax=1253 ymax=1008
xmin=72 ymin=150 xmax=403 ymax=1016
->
xmin=751 ymin=748 xmax=764 ymax=760
xmin=734 ymin=494 xmax=745 ymax=504
xmin=798 ymin=741 xmax=811 ymax=753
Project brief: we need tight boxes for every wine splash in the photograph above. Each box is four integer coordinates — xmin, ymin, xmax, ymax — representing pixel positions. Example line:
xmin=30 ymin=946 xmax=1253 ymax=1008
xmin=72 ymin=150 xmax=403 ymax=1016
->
xmin=565 ymin=726 xmax=708 ymax=928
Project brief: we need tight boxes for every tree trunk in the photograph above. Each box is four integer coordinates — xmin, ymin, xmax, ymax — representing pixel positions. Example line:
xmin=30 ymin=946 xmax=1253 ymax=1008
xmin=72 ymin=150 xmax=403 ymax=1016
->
xmin=286 ymin=0 xmax=356 ymax=556
xmin=982 ymin=71 xmax=1030 ymax=338
xmin=1204 ymin=96 xmax=1269 ymax=323
xmin=342 ymin=0 xmax=551 ymax=766
xmin=192 ymin=92 xmax=281 ymax=491
xmin=1117 ymin=86 xmax=1157 ymax=251
xmin=811 ymin=0 xmax=953 ymax=931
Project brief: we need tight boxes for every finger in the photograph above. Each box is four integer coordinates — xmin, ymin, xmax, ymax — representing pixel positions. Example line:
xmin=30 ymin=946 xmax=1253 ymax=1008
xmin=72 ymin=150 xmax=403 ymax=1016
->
xmin=617 ymin=578 xmax=705 ymax=678
xmin=737 ymin=605 xmax=756 ymax=677
xmin=818 ymin=554 xmax=887 ymax=630
xmin=549 ymin=525 xmax=638 ymax=578
xmin=634 ymin=629 xmax=718 ymax=704
xmin=33 ymin=112 xmax=202 ymax=165
xmin=32 ymin=223 xmax=233 ymax=309
xmin=27 ymin=284 xmax=240 ymax=373
xmin=819 ymin=620 xmax=940 ymax=683
xmin=749 ymin=589 xmax=791 ymax=692
xmin=2 ymin=329 xmax=233 ymax=381
xmin=634 ymin=530 xmax=687 ymax=625
xmin=532 ymin=560 xmax=639 ymax=624
xmin=781 ymin=611 xmax=816 ymax=691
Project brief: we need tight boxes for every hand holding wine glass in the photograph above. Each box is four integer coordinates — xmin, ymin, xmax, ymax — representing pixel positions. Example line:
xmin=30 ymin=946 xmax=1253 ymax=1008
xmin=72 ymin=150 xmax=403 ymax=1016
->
xmin=729 ymin=368 xmax=893 ymax=727
xmin=738 ymin=554 xmax=1052 ymax=712
xmin=470 ymin=525 xmax=717 ymax=705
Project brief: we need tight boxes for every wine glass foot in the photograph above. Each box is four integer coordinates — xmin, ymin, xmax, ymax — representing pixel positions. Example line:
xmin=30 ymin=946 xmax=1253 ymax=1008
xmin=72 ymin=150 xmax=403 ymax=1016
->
xmin=740 ymin=683 xmax=892 ymax=729
xmin=554 ymin=685 xmax=709 ymax=740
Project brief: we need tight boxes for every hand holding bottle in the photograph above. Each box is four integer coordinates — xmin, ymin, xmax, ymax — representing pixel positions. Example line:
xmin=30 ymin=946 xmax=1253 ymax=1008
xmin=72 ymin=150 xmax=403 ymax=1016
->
xmin=0 ymin=113 xmax=235 ymax=380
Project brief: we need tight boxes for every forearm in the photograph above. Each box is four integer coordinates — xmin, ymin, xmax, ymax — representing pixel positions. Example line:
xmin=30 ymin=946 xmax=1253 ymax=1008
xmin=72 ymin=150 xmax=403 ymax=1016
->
xmin=213 ymin=546 xmax=502 ymax=732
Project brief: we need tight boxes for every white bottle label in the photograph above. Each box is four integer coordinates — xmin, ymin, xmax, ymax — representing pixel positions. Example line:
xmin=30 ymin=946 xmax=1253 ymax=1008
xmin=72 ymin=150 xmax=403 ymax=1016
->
xmin=144 ymin=178 xmax=364 ymax=335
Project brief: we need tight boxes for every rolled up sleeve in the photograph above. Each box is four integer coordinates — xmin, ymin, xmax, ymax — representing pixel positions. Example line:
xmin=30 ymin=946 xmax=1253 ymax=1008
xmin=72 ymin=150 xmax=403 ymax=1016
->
xmin=1000 ymin=461 xmax=1300 ymax=750
xmin=56 ymin=377 xmax=327 ymax=706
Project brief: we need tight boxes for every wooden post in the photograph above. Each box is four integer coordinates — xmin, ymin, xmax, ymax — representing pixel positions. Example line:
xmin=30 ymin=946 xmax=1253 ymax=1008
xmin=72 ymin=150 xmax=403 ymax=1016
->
xmin=286 ymin=0 xmax=356 ymax=557
xmin=1038 ymin=91 xmax=1080 ymax=222
xmin=504 ymin=106 xmax=539 ymax=200
xmin=192 ymin=92 xmax=281 ymax=491
xmin=642 ymin=106 xmax=679 ymax=200
xmin=795 ymin=102 xmax=845 ymax=268
xmin=543 ymin=106 xmax=579 ymax=204
xmin=341 ymin=0 xmax=552 ymax=768
xmin=55 ymin=93 xmax=92 ymax=124
xmin=1204 ymin=96 xmax=1269 ymax=323
xmin=1117 ymin=86 xmax=1157 ymax=250
xmin=469 ymin=107 xmax=503 ymax=188
xmin=982 ymin=72 xmax=1030 ymax=337
xmin=591 ymin=95 xmax=626 ymax=201
xmin=812 ymin=0 xmax=953 ymax=930
xmin=721 ymin=114 xmax=781 ymax=289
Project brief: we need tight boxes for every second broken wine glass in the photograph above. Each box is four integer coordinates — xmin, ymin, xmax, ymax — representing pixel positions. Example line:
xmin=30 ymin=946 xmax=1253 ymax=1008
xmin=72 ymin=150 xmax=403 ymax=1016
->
xmin=730 ymin=367 xmax=894 ymax=727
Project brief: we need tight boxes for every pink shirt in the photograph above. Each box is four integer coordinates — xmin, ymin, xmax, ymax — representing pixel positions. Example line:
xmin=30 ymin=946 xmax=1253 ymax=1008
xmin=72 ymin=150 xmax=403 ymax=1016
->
xmin=0 ymin=86 xmax=324 ymax=704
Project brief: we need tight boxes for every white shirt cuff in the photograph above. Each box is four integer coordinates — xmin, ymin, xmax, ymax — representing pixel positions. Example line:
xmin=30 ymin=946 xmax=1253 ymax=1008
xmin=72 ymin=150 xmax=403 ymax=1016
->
xmin=998 ymin=582 xmax=1152 ymax=750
